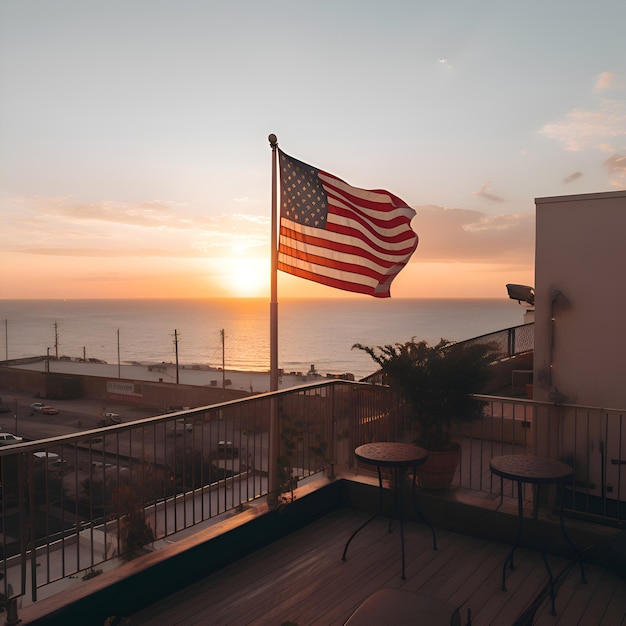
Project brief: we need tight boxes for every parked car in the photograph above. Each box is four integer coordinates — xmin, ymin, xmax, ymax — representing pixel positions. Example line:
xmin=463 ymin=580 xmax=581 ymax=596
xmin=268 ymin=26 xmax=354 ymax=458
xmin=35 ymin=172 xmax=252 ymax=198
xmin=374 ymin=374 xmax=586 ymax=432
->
xmin=40 ymin=406 xmax=59 ymax=415
xmin=0 ymin=406 xmax=10 ymax=413
xmin=98 ymin=413 xmax=121 ymax=427
xmin=0 ymin=433 xmax=23 ymax=445
xmin=33 ymin=452 xmax=68 ymax=471
xmin=217 ymin=440 xmax=238 ymax=457
xmin=171 ymin=419 xmax=193 ymax=434
xmin=51 ymin=458 xmax=69 ymax=471
xmin=33 ymin=451 xmax=60 ymax=463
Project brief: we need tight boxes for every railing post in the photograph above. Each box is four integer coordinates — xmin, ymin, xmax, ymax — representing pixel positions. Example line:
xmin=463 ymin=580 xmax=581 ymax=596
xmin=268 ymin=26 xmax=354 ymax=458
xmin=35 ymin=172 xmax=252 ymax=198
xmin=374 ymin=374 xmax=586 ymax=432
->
xmin=267 ymin=395 xmax=280 ymax=508
xmin=328 ymin=384 xmax=336 ymax=479
xmin=28 ymin=453 xmax=37 ymax=603
xmin=5 ymin=597 xmax=19 ymax=625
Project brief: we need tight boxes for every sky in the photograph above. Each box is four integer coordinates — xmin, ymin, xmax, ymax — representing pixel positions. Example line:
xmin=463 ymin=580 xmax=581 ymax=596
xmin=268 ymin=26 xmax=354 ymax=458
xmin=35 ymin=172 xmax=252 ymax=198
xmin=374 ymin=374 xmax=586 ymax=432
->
xmin=1 ymin=0 xmax=625 ymax=300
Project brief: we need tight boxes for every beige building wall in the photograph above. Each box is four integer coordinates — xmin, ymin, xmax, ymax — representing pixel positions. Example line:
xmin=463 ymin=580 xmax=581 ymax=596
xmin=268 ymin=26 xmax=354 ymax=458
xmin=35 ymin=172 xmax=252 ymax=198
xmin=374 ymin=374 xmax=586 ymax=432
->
xmin=534 ymin=190 xmax=626 ymax=409
xmin=533 ymin=190 xmax=626 ymax=499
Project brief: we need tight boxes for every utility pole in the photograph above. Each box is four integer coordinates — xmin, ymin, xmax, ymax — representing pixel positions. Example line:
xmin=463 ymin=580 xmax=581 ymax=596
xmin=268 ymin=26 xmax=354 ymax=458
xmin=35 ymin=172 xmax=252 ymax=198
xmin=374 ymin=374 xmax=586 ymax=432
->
xmin=220 ymin=329 xmax=225 ymax=388
xmin=54 ymin=321 xmax=59 ymax=359
xmin=174 ymin=329 xmax=180 ymax=384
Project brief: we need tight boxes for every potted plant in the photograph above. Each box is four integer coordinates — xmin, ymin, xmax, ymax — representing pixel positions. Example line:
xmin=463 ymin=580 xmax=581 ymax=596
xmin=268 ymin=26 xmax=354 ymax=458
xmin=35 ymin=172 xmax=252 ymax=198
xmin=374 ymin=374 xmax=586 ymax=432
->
xmin=354 ymin=338 xmax=498 ymax=489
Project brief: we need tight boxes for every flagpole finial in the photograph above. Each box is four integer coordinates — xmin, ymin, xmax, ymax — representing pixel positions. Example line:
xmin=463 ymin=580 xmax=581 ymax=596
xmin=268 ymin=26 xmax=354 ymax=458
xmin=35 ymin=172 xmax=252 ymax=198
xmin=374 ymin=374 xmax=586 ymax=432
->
xmin=268 ymin=133 xmax=278 ymax=147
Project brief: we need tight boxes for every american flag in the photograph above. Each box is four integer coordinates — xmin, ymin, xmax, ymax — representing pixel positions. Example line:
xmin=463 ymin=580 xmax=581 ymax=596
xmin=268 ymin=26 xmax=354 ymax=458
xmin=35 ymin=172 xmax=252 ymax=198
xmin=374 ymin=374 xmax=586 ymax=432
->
xmin=277 ymin=149 xmax=418 ymax=298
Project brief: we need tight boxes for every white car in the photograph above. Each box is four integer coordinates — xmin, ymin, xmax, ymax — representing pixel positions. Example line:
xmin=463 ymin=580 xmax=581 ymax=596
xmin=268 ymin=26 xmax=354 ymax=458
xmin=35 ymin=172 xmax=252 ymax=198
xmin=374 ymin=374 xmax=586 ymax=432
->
xmin=0 ymin=433 xmax=23 ymax=445
xmin=98 ymin=413 xmax=122 ymax=427
xmin=31 ymin=402 xmax=45 ymax=412
xmin=33 ymin=451 xmax=60 ymax=464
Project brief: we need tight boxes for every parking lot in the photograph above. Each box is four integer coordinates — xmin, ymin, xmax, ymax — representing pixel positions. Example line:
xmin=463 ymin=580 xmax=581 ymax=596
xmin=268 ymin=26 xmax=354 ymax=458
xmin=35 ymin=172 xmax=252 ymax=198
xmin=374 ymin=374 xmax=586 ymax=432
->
xmin=0 ymin=388 xmax=159 ymax=442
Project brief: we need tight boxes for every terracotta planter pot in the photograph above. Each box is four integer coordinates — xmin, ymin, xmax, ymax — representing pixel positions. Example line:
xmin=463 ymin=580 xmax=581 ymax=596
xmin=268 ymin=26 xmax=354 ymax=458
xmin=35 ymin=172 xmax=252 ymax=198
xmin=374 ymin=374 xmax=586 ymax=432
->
xmin=417 ymin=445 xmax=460 ymax=490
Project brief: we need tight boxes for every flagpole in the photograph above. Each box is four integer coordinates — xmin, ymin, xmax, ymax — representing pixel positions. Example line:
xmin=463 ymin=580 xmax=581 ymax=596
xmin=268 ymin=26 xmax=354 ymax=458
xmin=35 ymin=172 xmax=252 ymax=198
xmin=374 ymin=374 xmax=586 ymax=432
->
xmin=268 ymin=133 xmax=279 ymax=508
xmin=269 ymin=133 xmax=279 ymax=391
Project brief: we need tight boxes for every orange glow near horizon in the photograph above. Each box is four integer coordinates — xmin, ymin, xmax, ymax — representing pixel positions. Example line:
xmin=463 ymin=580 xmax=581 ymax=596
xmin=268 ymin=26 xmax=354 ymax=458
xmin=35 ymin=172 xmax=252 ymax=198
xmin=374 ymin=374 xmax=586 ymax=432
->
xmin=0 ymin=250 xmax=534 ymax=300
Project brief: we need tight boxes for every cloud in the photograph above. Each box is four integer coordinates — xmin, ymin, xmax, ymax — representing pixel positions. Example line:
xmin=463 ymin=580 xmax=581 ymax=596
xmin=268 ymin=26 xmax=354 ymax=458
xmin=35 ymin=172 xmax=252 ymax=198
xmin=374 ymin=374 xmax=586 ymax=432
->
xmin=15 ymin=230 xmax=269 ymax=258
xmin=539 ymin=72 xmax=626 ymax=153
xmin=12 ymin=197 xmax=268 ymax=233
xmin=604 ymin=153 xmax=626 ymax=172
xmin=5 ymin=196 xmax=534 ymax=270
xmin=232 ymin=213 xmax=269 ymax=225
xmin=58 ymin=201 xmax=178 ymax=228
xmin=2 ymin=195 xmax=271 ymax=258
xmin=539 ymin=107 xmax=626 ymax=152
xmin=594 ymin=71 xmax=616 ymax=92
xmin=563 ymin=171 xmax=583 ymax=184
xmin=411 ymin=205 xmax=534 ymax=264
xmin=473 ymin=181 xmax=505 ymax=203
xmin=604 ymin=153 xmax=626 ymax=185
xmin=18 ymin=248 xmax=202 ymax=258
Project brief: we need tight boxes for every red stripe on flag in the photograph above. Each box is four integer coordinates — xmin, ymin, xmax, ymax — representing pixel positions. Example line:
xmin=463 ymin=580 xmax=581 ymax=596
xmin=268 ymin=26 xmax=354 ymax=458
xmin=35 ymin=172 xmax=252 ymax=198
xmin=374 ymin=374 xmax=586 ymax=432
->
xmin=277 ymin=260 xmax=389 ymax=298
xmin=325 ymin=217 xmax=418 ymax=251
xmin=279 ymin=223 xmax=406 ymax=269
xmin=279 ymin=241 xmax=387 ymax=281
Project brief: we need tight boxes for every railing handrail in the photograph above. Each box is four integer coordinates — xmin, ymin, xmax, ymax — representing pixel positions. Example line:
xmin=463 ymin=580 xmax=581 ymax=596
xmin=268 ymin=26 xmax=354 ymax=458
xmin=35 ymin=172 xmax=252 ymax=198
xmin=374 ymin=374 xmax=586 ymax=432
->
xmin=0 ymin=379 xmax=377 ymax=458
xmin=473 ymin=392 xmax=626 ymax=415
xmin=453 ymin=322 xmax=534 ymax=360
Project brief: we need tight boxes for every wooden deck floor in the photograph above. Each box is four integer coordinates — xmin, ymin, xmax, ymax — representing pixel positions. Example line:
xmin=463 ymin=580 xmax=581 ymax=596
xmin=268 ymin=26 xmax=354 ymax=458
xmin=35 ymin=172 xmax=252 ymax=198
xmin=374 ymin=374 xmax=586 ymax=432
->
xmin=129 ymin=507 xmax=626 ymax=626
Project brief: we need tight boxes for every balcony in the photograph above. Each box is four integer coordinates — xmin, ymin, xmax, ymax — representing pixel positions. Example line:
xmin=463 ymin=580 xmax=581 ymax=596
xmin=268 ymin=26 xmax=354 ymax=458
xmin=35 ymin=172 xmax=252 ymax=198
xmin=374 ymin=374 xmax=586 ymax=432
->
xmin=0 ymin=381 xmax=624 ymax=624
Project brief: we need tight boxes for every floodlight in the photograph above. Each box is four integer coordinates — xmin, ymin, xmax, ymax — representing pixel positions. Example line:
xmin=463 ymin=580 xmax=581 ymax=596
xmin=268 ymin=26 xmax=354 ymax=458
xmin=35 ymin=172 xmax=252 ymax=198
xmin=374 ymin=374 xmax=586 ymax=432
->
xmin=506 ymin=284 xmax=535 ymax=306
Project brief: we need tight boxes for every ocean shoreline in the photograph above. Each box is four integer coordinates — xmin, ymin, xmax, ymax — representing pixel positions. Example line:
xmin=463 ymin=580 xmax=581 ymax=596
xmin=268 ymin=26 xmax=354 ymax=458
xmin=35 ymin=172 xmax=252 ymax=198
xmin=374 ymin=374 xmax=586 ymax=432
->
xmin=1 ymin=298 xmax=525 ymax=380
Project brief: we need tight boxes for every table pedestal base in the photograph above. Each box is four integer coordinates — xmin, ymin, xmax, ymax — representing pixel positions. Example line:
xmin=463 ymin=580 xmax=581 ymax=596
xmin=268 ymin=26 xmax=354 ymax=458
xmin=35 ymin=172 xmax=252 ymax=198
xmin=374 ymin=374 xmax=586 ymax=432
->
xmin=491 ymin=456 xmax=587 ymax=617
xmin=342 ymin=464 xmax=437 ymax=580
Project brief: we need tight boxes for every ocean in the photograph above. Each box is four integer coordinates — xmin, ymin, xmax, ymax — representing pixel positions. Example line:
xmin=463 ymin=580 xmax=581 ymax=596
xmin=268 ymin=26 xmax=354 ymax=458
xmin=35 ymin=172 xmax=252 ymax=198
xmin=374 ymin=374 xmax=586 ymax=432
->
xmin=0 ymin=298 xmax=526 ymax=380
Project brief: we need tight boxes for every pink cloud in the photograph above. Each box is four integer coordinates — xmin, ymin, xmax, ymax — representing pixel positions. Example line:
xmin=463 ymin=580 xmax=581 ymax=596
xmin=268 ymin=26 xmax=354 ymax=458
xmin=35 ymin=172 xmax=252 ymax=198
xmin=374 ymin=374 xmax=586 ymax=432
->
xmin=411 ymin=205 xmax=534 ymax=264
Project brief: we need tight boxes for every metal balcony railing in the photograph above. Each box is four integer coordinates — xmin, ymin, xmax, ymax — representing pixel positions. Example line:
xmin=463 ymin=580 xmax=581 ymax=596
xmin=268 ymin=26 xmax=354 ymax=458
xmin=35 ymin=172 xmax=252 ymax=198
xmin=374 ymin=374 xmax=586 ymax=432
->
xmin=455 ymin=322 xmax=535 ymax=360
xmin=0 ymin=379 xmax=623 ymax=615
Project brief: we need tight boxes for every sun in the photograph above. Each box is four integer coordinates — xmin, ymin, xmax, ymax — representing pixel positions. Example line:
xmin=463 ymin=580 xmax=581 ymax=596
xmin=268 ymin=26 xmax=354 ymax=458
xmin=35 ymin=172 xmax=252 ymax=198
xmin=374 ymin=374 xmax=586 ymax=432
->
xmin=225 ymin=254 xmax=270 ymax=297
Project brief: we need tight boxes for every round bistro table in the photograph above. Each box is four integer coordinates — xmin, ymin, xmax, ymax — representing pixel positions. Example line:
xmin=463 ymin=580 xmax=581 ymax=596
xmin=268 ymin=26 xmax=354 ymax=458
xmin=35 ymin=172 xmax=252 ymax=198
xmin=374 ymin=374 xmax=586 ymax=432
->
xmin=489 ymin=454 xmax=586 ymax=615
xmin=342 ymin=442 xmax=437 ymax=580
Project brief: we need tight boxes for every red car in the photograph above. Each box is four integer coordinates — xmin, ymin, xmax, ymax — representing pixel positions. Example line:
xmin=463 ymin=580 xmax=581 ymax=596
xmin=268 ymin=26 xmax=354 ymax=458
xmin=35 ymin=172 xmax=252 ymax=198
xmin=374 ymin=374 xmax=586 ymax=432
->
xmin=40 ymin=406 xmax=59 ymax=415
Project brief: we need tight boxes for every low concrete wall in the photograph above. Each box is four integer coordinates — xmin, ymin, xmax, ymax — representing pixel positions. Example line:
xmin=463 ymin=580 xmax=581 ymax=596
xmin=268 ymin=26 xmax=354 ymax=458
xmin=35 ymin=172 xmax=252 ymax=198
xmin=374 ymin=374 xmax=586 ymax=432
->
xmin=484 ymin=352 xmax=533 ymax=394
xmin=19 ymin=479 xmax=345 ymax=625
xmin=0 ymin=366 xmax=249 ymax=410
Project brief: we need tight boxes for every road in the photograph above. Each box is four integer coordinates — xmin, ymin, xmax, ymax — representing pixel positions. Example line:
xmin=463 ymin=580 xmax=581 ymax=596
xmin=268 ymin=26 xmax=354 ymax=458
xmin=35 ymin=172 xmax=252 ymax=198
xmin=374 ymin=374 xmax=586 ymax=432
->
xmin=0 ymin=388 xmax=164 ymax=442
xmin=0 ymin=386 xmax=266 ymax=477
